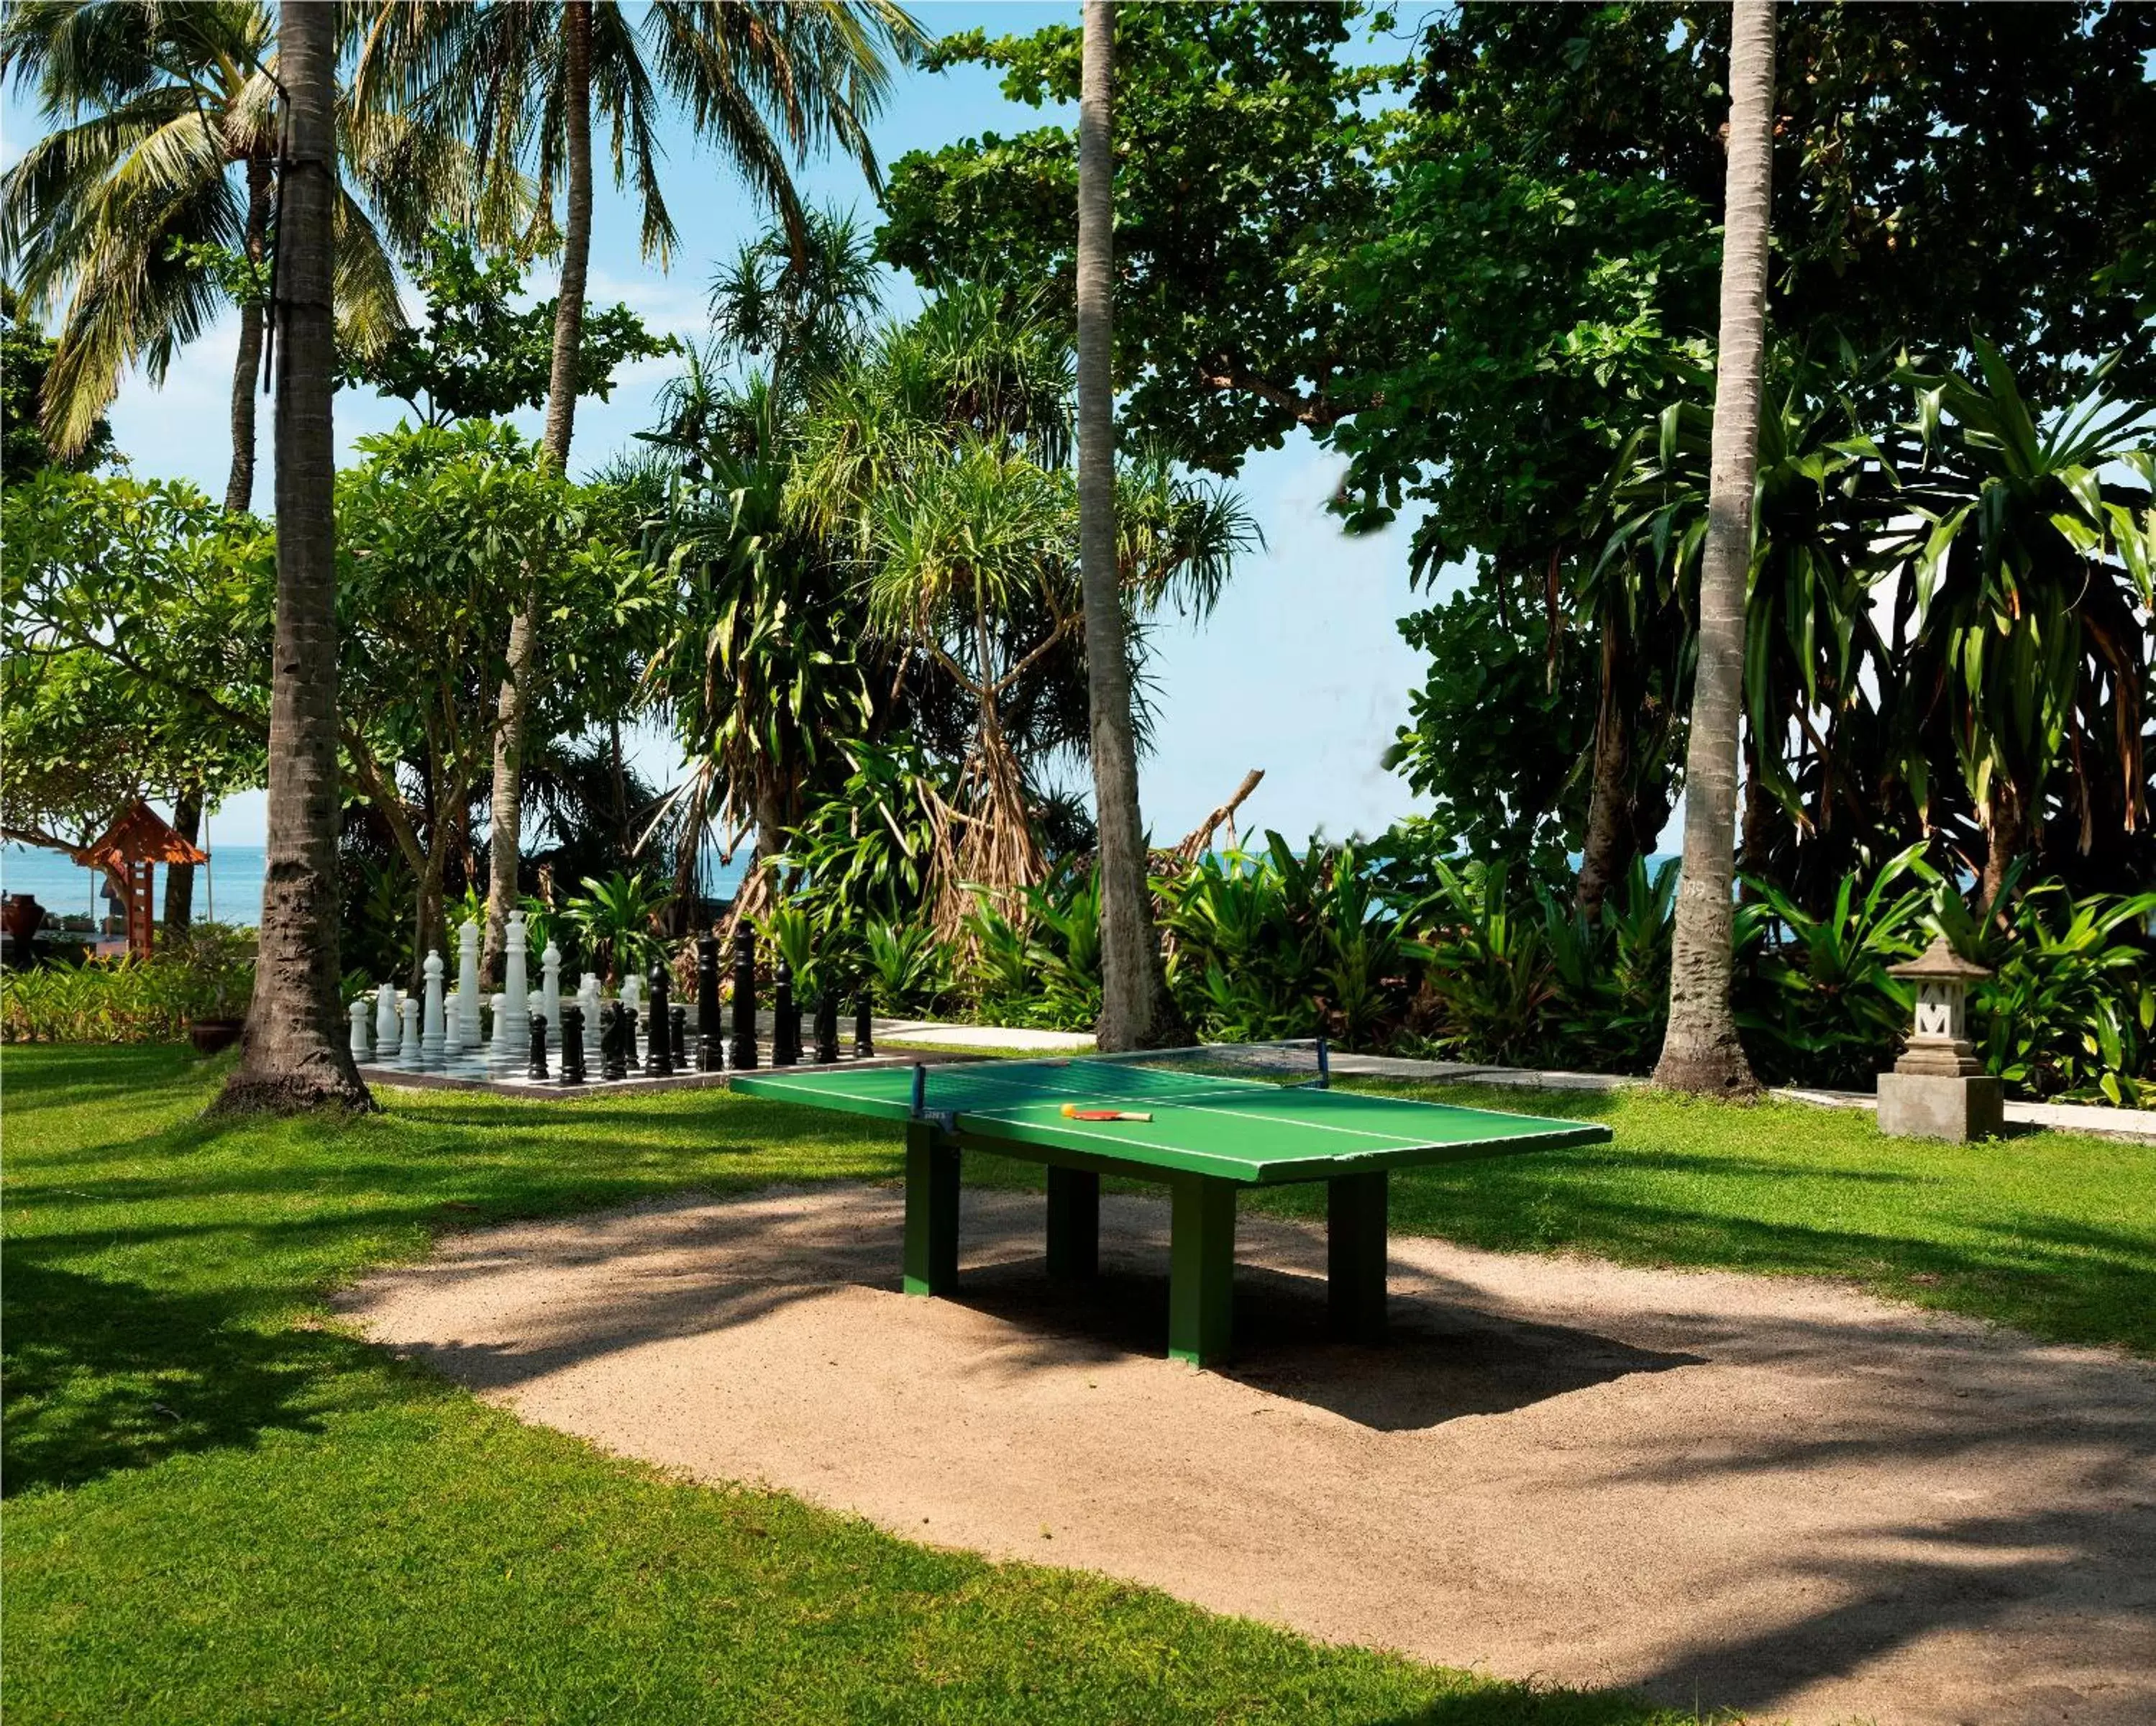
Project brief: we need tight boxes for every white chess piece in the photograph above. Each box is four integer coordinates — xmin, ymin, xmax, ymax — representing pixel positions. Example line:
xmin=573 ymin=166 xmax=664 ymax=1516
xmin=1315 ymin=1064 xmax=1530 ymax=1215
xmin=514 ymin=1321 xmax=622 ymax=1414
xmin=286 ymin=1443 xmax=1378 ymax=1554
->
xmin=442 ymin=987 xmax=465 ymax=1059
xmin=489 ymin=992 xmax=512 ymax=1067
xmin=541 ymin=942 xmax=562 ymax=1048
xmin=579 ymin=975 xmax=603 ymax=1072
xmin=456 ymin=919 xmax=483 ymax=1048
xmin=398 ymin=996 xmax=422 ymax=1069
xmin=421 ymin=951 xmax=446 ymax=1064
xmin=375 ymin=982 xmax=398 ymax=1056
xmin=498 ymin=911 xmax=530 ymax=1052
xmin=349 ymin=997 xmax=372 ymax=1062
xmin=621 ymin=972 xmax=643 ymax=1066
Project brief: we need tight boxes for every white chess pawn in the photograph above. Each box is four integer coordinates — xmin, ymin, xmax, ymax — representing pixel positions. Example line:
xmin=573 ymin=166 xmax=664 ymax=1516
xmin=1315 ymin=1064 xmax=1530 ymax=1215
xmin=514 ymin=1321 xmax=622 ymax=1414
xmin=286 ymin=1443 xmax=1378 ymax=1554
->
xmin=621 ymin=972 xmax=643 ymax=1065
xmin=375 ymin=982 xmax=398 ymax=1056
xmin=442 ymin=987 xmax=466 ymax=1059
xmin=489 ymin=992 xmax=513 ymax=1067
xmin=398 ymin=996 xmax=423 ymax=1069
xmin=421 ymin=951 xmax=447 ymax=1064
xmin=349 ymin=997 xmax=372 ymax=1062
xmin=457 ymin=920 xmax=483 ymax=1049
xmin=541 ymin=941 xmax=563 ymax=1048
xmin=579 ymin=975 xmax=603 ymax=1071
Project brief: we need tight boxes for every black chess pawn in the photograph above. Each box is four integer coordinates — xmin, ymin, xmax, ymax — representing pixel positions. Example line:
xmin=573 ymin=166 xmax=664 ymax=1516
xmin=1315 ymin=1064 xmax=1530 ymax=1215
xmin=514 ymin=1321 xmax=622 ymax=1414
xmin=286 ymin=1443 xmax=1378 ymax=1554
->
xmin=854 ymin=990 xmax=874 ymax=1059
xmin=645 ymin=960 xmax=674 ymax=1077
xmin=772 ymin=958 xmax=798 ymax=1067
xmin=558 ymin=1003 xmax=586 ymax=1085
xmin=670 ymin=1003 xmax=689 ymax=1069
xmin=526 ymin=1013 xmax=549 ymax=1082
xmin=813 ymin=990 xmax=839 ymax=1064
xmin=729 ymin=926 xmax=758 ymax=1070
xmin=695 ymin=934 xmax=722 ymax=1072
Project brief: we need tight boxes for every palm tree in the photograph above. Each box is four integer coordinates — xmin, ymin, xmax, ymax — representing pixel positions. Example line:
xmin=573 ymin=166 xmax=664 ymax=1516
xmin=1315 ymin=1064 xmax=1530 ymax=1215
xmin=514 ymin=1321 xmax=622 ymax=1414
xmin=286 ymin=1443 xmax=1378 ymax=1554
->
xmin=0 ymin=0 xmax=453 ymax=511
xmin=216 ymin=0 xmax=369 ymax=1113
xmin=1075 ymin=0 xmax=1180 ymax=1049
xmin=350 ymin=0 xmax=925 ymax=982
xmin=1653 ymin=0 xmax=1776 ymax=1097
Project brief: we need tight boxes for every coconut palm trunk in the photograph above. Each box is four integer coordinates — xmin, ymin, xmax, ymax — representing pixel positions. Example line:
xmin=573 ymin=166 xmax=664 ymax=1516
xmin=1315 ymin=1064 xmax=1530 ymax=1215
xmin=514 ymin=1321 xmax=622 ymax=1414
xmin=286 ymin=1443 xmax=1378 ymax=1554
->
xmin=1077 ymin=0 xmax=1182 ymax=1051
xmin=1653 ymin=0 xmax=1776 ymax=1096
xmin=483 ymin=0 xmax=594 ymax=982
xmin=216 ymin=0 xmax=371 ymax=1113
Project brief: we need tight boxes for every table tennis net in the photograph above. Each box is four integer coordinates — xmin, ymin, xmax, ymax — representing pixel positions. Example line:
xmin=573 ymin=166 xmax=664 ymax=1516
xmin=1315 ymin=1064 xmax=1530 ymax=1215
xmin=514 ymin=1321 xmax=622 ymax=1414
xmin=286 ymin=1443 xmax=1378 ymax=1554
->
xmin=910 ymin=1038 xmax=1328 ymax=1119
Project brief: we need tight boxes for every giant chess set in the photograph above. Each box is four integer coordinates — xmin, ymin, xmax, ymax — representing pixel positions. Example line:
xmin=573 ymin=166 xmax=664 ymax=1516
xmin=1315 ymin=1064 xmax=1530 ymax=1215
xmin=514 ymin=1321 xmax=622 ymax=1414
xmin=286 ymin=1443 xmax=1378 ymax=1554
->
xmin=352 ymin=911 xmax=879 ymax=1092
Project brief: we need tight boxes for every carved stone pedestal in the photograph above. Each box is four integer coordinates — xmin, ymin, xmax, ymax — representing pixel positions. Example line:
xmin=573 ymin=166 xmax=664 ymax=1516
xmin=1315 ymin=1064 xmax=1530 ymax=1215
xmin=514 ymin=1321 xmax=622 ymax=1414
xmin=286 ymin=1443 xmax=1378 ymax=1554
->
xmin=1877 ymin=935 xmax=2001 ymax=1142
xmin=1878 ymin=1070 xmax=2004 ymax=1141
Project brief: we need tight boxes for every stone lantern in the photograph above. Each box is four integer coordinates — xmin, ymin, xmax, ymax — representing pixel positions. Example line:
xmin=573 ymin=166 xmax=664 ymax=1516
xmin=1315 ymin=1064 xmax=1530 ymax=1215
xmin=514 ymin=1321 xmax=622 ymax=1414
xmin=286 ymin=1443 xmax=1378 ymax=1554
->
xmin=1876 ymin=935 xmax=2002 ymax=1141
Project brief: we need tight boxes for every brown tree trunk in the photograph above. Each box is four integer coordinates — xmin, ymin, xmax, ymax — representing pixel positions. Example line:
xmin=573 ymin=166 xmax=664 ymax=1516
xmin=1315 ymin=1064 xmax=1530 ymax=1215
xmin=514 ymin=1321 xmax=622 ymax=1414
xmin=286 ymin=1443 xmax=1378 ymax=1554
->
xmin=485 ymin=0 xmax=593 ymax=983
xmin=216 ymin=0 xmax=371 ymax=1113
xmin=1978 ymin=776 xmax=2027 ymax=921
xmin=1653 ymin=0 xmax=1775 ymax=1099
xmin=1077 ymin=0 xmax=1183 ymax=1051
xmin=1738 ymin=718 xmax=1778 ymax=899
xmin=163 ymin=777 xmax=204 ymax=933
xmin=223 ymin=156 xmax=274 ymax=515
xmin=1576 ymin=633 xmax=1636 ymax=922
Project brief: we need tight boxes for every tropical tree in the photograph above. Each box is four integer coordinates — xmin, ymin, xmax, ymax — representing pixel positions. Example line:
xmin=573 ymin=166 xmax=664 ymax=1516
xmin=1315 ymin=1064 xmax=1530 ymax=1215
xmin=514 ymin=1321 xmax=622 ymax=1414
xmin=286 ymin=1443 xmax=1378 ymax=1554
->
xmin=1653 ymin=0 xmax=1776 ymax=1099
xmin=339 ymin=227 xmax=673 ymax=427
xmin=349 ymin=0 xmax=925 ymax=982
xmin=0 ymin=0 xmax=472 ymax=509
xmin=1899 ymin=346 xmax=2155 ymax=910
xmin=1 ymin=286 xmax=117 ymax=485
xmin=216 ymin=0 xmax=367 ymax=1112
xmin=1075 ymin=0 xmax=1176 ymax=1050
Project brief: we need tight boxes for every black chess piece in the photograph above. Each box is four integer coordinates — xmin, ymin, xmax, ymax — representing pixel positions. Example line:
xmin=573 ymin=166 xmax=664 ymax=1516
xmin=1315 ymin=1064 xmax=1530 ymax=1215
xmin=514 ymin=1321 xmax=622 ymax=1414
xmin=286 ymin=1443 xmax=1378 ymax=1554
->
xmin=645 ymin=960 xmax=674 ymax=1077
xmin=813 ymin=990 xmax=839 ymax=1064
xmin=695 ymin=934 xmax=721 ymax=1072
xmin=772 ymin=958 xmax=798 ymax=1067
xmin=670 ymin=1003 xmax=688 ymax=1069
xmin=729 ymin=926 xmax=758 ymax=1069
xmin=559 ymin=1003 xmax=585 ymax=1085
xmin=526 ymin=1013 xmax=549 ymax=1082
xmin=853 ymin=990 xmax=874 ymax=1059
xmin=600 ymin=1003 xmax=629 ymax=1082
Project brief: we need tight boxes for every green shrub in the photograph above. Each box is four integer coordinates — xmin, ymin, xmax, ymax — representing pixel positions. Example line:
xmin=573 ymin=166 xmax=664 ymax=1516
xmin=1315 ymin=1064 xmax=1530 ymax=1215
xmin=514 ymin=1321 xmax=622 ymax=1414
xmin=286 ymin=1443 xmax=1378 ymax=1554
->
xmin=1 ymin=924 xmax=255 ymax=1044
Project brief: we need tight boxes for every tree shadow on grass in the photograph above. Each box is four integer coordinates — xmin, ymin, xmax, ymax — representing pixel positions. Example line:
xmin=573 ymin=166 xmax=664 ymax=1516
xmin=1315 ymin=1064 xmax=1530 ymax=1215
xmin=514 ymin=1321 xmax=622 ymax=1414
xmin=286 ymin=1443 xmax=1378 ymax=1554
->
xmin=1 ymin=1256 xmax=417 ymax=1497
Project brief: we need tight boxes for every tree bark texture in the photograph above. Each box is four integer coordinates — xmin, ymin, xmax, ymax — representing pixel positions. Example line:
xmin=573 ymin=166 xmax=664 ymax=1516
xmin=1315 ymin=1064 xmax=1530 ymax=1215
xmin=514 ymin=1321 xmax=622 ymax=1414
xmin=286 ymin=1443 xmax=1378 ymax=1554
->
xmin=162 ymin=777 xmax=204 ymax=933
xmin=485 ymin=0 xmax=593 ymax=982
xmin=216 ymin=0 xmax=371 ymax=1113
xmin=1576 ymin=632 xmax=1637 ymax=922
xmin=1652 ymin=0 xmax=1776 ymax=1098
xmin=222 ymin=155 xmax=273 ymax=516
xmin=1077 ymin=0 xmax=1183 ymax=1051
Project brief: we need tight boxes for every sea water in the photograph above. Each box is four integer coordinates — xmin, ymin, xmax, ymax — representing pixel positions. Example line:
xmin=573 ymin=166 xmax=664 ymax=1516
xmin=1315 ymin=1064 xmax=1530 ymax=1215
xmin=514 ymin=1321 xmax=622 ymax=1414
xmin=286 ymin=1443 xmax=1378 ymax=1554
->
xmin=2 ymin=841 xmax=754 ymax=931
xmin=2 ymin=842 xmax=268 ymax=927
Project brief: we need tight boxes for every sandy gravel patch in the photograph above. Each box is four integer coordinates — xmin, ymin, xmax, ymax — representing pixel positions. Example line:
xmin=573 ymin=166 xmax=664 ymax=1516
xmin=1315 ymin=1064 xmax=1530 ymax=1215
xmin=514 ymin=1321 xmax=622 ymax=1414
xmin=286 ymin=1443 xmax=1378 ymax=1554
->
xmin=339 ymin=1183 xmax=2156 ymax=1725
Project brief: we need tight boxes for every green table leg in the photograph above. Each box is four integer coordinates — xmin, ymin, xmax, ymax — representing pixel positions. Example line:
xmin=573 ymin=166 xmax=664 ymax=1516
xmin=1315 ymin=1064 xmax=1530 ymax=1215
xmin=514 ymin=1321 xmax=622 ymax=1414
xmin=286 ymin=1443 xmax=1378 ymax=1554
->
xmin=903 ymin=1121 xmax=960 ymax=1296
xmin=1168 ymin=1174 xmax=1236 ymax=1365
xmin=1327 ymin=1170 xmax=1388 ymax=1341
xmin=1045 ymin=1166 xmax=1100 ymax=1282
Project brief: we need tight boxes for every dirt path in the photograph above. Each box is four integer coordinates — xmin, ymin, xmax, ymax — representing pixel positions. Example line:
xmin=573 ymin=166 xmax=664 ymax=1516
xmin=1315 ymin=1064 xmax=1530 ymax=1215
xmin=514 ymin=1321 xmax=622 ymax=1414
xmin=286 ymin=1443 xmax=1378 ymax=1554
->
xmin=339 ymin=1184 xmax=2156 ymax=1725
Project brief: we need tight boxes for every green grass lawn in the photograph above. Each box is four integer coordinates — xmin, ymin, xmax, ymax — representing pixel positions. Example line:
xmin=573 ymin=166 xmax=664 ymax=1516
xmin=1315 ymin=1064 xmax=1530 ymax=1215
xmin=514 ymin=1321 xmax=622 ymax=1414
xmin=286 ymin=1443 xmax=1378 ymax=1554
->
xmin=6 ymin=1045 xmax=2151 ymax=1724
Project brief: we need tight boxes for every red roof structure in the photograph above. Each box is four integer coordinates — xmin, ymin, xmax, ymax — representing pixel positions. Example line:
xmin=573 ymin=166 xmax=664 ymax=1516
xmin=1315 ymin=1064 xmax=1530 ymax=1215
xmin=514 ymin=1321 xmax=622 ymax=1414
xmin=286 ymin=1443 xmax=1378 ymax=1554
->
xmin=72 ymin=801 xmax=208 ymax=958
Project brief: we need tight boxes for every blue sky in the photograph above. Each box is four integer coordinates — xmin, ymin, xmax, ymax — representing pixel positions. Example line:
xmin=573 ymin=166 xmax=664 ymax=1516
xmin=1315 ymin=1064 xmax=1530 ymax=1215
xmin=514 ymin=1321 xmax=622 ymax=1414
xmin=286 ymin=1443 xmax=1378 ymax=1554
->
xmin=14 ymin=1 xmax=1448 ymax=852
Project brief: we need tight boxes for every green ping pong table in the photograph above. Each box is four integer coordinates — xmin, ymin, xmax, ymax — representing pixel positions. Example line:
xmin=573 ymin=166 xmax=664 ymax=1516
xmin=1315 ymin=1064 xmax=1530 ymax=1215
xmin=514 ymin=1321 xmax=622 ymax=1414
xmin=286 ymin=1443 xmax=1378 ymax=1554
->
xmin=731 ymin=1041 xmax=1611 ymax=1366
